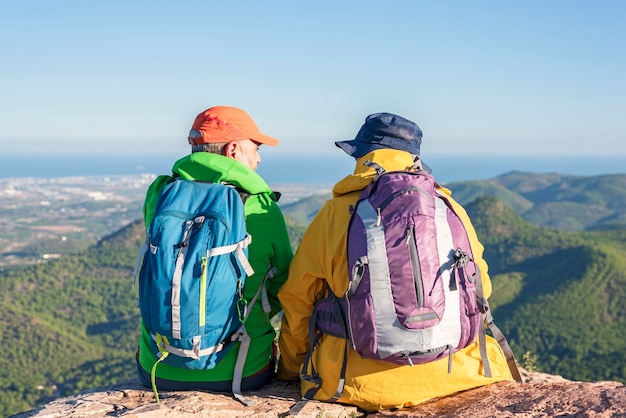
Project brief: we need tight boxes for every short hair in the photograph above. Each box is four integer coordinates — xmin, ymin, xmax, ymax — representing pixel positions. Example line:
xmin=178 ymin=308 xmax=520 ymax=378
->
xmin=191 ymin=142 xmax=228 ymax=154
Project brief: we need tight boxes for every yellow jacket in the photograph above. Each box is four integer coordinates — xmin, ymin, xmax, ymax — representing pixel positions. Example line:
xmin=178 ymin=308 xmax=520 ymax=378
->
xmin=277 ymin=149 xmax=513 ymax=412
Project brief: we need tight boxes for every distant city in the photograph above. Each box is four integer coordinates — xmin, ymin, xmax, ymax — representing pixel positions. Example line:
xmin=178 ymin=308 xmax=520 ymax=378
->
xmin=0 ymin=174 xmax=331 ymax=266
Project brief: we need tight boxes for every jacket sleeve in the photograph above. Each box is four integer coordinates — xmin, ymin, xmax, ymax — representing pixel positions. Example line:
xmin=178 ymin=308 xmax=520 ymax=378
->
xmin=142 ymin=175 xmax=172 ymax=228
xmin=276 ymin=208 xmax=327 ymax=381
xmin=265 ymin=202 xmax=294 ymax=318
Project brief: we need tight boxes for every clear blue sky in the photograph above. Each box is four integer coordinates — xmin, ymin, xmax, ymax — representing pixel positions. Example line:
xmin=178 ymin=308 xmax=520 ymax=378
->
xmin=1 ymin=1 xmax=625 ymax=158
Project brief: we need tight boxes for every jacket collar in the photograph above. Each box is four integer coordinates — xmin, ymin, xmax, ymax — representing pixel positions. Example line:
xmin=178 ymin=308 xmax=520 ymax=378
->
xmin=171 ymin=152 xmax=274 ymax=197
xmin=332 ymin=149 xmax=419 ymax=198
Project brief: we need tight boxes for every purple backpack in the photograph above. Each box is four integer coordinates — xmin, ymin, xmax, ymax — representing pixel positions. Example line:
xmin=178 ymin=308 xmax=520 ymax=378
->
xmin=344 ymin=165 xmax=482 ymax=366
xmin=297 ymin=162 xmax=520 ymax=406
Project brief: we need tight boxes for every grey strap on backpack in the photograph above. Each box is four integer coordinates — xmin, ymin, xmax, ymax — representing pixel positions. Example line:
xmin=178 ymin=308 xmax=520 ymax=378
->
xmin=231 ymin=264 xmax=277 ymax=406
xmin=483 ymin=306 xmax=523 ymax=383
xmin=288 ymin=342 xmax=348 ymax=416
xmin=287 ymin=316 xmax=324 ymax=415
xmin=288 ymin=283 xmax=349 ymax=416
xmin=441 ymin=193 xmax=522 ymax=383
xmin=472 ymin=257 xmax=523 ymax=383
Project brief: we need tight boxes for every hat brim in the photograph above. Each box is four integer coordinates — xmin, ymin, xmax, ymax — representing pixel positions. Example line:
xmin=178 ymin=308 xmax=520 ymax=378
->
xmin=335 ymin=139 xmax=386 ymax=158
xmin=252 ymin=133 xmax=280 ymax=146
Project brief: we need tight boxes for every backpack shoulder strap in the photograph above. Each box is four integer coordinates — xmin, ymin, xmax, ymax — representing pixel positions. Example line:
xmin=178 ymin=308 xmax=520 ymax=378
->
xmin=289 ymin=283 xmax=349 ymax=415
xmin=237 ymin=189 xmax=252 ymax=205
xmin=483 ymin=304 xmax=523 ymax=382
xmin=473 ymin=263 xmax=523 ymax=382
xmin=437 ymin=191 xmax=522 ymax=382
xmin=231 ymin=264 xmax=278 ymax=406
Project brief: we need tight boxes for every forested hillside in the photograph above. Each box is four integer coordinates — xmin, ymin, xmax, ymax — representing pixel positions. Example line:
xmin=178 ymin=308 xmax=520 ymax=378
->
xmin=3 ymin=172 xmax=626 ymax=417
xmin=445 ymin=172 xmax=626 ymax=230
xmin=466 ymin=197 xmax=626 ymax=383
xmin=280 ymin=193 xmax=330 ymax=225
xmin=0 ymin=220 xmax=145 ymax=417
xmin=0 ymin=215 xmax=305 ymax=418
xmin=278 ymin=172 xmax=626 ymax=231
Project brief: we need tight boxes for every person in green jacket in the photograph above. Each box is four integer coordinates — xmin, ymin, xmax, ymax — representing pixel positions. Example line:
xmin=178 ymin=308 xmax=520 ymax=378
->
xmin=136 ymin=106 xmax=293 ymax=394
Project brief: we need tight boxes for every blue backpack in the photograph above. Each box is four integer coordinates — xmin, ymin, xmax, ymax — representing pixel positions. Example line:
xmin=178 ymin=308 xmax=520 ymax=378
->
xmin=133 ymin=178 xmax=271 ymax=404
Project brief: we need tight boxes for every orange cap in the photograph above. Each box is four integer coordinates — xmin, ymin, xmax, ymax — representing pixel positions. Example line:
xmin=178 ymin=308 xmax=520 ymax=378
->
xmin=187 ymin=106 xmax=279 ymax=146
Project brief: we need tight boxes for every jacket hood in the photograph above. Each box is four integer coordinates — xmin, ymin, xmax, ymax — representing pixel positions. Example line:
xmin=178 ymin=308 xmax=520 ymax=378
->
xmin=332 ymin=149 xmax=429 ymax=198
xmin=171 ymin=152 xmax=275 ymax=198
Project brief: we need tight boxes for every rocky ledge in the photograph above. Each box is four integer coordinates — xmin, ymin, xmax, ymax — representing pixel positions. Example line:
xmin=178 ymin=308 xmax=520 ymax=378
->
xmin=12 ymin=369 xmax=626 ymax=418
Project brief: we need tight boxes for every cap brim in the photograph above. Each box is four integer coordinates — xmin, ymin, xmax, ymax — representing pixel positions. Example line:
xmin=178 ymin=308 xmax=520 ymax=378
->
xmin=254 ymin=133 xmax=280 ymax=146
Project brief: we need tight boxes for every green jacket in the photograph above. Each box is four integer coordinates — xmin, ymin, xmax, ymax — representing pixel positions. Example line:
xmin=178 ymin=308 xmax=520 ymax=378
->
xmin=137 ymin=152 xmax=293 ymax=382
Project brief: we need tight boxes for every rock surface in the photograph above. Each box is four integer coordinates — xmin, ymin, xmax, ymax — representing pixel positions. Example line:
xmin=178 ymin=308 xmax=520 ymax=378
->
xmin=12 ymin=369 xmax=626 ymax=418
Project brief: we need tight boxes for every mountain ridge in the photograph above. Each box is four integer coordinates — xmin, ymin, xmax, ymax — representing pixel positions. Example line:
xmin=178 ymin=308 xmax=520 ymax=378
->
xmin=464 ymin=196 xmax=626 ymax=383
xmin=2 ymin=172 xmax=626 ymax=416
xmin=445 ymin=171 xmax=626 ymax=230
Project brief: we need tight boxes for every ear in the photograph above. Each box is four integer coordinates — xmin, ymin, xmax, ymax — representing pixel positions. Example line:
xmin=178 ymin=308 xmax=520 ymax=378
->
xmin=223 ymin=142 xmax=238 ymax=158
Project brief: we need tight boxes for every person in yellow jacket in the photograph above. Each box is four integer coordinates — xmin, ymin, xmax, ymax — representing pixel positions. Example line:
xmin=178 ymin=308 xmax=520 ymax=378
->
xmin=277 ymin=112 xmax=518 ymax=412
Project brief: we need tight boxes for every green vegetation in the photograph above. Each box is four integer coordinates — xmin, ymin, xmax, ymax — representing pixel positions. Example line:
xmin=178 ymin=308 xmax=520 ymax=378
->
xmin=0 ymin=220 xmax=144 ymax=417
xmin=280 ymin=193 xmax=330 ymax=225
xmin=447 ymin=172 xmax=626 ymax=231
xmin=521 ymin=351 xmax=538 ymax=372
xmin=466 ymin=196 xmax=626 ymax=384
xmin=3 ymin=172 xmax=626 ymax=416
xmin=284 ymin=215 xmax=308 ymax=252
xmin=488 ymin=272 xmax=524 ymax=307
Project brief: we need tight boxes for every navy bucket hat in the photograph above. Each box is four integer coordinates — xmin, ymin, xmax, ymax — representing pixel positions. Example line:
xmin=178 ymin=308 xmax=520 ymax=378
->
xmin=335 ymin=112 xmax=430 ymax=171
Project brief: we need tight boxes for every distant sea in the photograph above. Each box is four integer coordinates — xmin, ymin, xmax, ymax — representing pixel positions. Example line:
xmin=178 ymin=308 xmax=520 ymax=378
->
xmin=0 ymin=153 xmax=624 ymax=186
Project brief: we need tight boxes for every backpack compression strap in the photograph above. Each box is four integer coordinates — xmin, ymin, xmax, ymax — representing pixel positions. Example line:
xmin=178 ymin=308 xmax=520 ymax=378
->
xmin=146 ymin=232 xmax=256 ymax=403
xmin=231 ymin=264 xmax=277 ymax=406
xmin=484 ymin=307 xmax=523 ymax=382
xmin=471 ymin=253 xmax=523 ymax=382
xmin=289 ymin=283 xmax=349 ymax=416
xmin=440 ymin=191 xmax=522 ymax=383
xmin=451 ymin=248 xmax=492 ymax=378
xmin=206 ymin=233 xmax=254 ymax=276
xmin=169 ymin=230 xmax=253 ymax=340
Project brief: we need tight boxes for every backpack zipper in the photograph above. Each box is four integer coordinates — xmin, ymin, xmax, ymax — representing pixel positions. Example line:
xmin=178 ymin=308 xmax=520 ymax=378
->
xmin=406 ymin=224 xmax=424 ymax=308
xmin=199 ymin=256 xmax=208 ymax=328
